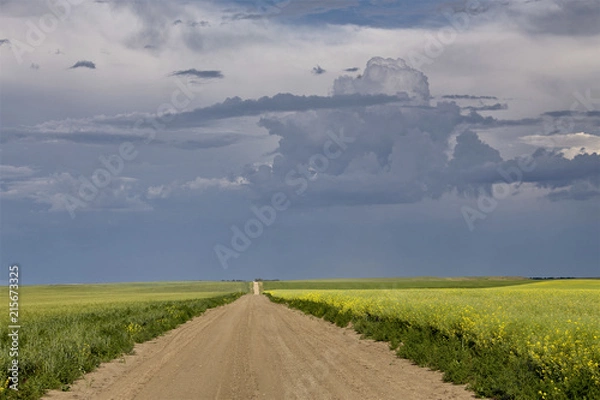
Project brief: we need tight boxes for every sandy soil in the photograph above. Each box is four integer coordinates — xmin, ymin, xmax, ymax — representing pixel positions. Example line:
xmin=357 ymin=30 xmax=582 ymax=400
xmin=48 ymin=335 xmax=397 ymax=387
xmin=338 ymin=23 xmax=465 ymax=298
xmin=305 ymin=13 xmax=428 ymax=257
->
xmin=44 ymin=290 xmax=481 ymax=400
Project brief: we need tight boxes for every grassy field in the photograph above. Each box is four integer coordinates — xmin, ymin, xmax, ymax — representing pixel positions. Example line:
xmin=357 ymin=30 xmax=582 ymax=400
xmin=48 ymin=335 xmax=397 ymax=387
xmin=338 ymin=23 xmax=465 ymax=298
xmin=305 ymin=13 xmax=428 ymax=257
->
xmin=0 ymin=281 xmax=249 ymax=399
xmin=3 ymin=281 xmax=249 ymax=317
xmin=266 ymin=279 xmax=600 ymax=400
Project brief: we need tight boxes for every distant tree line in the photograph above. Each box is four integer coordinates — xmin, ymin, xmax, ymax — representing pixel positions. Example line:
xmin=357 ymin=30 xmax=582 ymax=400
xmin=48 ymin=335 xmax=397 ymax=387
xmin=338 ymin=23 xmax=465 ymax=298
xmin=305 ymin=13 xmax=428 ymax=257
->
xmin=529 ymin=276 xmax=599 ymax=280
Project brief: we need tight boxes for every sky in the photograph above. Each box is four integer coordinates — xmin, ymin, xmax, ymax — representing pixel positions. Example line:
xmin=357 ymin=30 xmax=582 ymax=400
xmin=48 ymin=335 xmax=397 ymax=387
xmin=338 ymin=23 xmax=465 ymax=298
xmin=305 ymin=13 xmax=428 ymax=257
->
xmin=0 ymin=0 xmax=599 ymax=284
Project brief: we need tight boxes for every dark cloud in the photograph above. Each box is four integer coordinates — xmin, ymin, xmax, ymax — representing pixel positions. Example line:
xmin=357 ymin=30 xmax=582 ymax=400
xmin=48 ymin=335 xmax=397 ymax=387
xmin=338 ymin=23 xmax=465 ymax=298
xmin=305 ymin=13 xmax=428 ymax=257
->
xmin=542 ymin=110 xmax=600 ymax=118
xmin=173 ymin=92 xmax=410 ymax=128
xmin=451 ymin=131 xmax=502 ymax=170
xmin=449 ymin=148 xmax=600 ymax=196
xmin=30 ymin=63 xmax=40 ymax=70
xmin=170 ymin=69 xmax=224 ymax=79
xmin=542 ymin=110 xmax=573 ymax=118
xmin=461 ymin=111 xmax=541 ymax=128
xmin=173 ymin=19 xmax=183 ymax=25
xmin=7 ymin=91 xmax=411 ymax=137
xmin=0 ymin=39 xmax=9 ymax=46
xmin=312 ymin=65 xmax=326 ymax=75
xmin=69 ymin=60 xmax=96 ymax=69
xmin=465 ymin=103 xmax=508 ymax=111
xmin=521 ymin=149 xmax=600 ymax=189
xmin=168 ymin=134 xmax=244 ymax=150
xmin=344 ymin=67 xmax=359 ymax=72
xmin=442 ymin=94 xmax=498 ymax=100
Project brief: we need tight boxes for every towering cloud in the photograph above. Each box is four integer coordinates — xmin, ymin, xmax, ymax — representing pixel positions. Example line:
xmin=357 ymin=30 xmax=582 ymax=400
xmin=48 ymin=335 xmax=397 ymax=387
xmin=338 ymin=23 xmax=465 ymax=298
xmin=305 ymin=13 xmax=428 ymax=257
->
xmin=243 ymin=57 xmax=600 ymax=206
xmin=333 ymin=57 xmax=430 ymax=105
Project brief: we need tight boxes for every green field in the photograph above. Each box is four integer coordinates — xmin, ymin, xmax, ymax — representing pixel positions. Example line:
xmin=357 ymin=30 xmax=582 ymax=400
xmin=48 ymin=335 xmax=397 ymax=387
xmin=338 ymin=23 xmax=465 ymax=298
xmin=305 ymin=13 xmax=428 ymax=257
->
xmin=0 ymin=281 xmax=249 ymax=399
xmin=266 ymin=279 xmax=600 ymax=400
xmin=2 ymin=281 xmax=249 ymax=317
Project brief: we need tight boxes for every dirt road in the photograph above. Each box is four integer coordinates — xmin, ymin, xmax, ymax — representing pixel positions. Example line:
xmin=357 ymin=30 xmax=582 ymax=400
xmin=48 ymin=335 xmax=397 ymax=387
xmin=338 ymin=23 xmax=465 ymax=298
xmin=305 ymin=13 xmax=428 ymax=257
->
xmin=45 ymin=290 xmax=479 ymax=400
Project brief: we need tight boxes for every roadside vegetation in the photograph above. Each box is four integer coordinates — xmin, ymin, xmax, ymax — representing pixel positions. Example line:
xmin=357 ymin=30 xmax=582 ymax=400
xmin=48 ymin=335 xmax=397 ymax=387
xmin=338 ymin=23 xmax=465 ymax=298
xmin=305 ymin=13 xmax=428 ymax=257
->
xmin=0 ymin=281 xmax=248 ymax=400
xmin=266 ymin=278 xmax=600 ymax=400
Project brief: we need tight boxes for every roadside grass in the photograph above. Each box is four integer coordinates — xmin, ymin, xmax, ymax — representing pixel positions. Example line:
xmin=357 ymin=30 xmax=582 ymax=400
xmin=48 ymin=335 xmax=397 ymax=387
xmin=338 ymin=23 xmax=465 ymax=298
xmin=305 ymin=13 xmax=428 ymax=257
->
xmin=0 ymin=281 xmax=249 ymax=400
xmin=262 ymin=276 xmax=534 ymax=291
xmin=266 ymin=279 xmax=600 ymax=400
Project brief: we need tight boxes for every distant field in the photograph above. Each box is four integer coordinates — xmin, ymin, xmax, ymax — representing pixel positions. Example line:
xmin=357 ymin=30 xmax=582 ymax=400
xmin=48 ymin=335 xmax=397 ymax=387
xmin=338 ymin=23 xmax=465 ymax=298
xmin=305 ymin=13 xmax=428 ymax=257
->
xmin=266 ymin=279 xmax=600 ymax=400
xmin=0 ymin=281 xmax=249 ymax=320
xmin=0 ymin=281 xmax=249 ymax=399
xmin=262 ymin=276 xmax=534 ymax=290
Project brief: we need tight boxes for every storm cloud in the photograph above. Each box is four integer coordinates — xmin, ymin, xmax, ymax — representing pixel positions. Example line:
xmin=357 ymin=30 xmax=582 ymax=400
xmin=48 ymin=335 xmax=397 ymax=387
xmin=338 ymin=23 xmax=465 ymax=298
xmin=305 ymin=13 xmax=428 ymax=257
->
xmin=1 ymin=0 xmax=598 ymax=282
xmin=241 ymin=58 xmax=600 ymax=207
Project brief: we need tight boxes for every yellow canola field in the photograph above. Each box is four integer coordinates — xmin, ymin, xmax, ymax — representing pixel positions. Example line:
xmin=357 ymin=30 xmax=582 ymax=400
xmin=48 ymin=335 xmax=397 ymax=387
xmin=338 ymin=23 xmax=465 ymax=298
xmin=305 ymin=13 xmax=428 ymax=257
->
xmin=267 ymin=280 xmax=600 ymax=397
